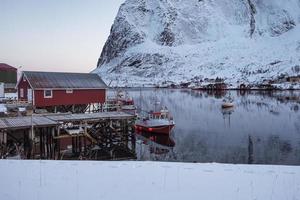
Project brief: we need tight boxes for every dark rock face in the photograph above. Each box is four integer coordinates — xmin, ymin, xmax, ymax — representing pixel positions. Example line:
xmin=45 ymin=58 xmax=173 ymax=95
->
xmin=110 ymin=53 xmax=168 ymax=75
xmin=268 ymin=10 xmax=296 ymax=36
xmin=247 ymin=0 xmax=257 ymax=37
xmin=159 ymin=27 xmax=175 ymax=46
xmin=97 ymin=15 xmax=144 ymax=67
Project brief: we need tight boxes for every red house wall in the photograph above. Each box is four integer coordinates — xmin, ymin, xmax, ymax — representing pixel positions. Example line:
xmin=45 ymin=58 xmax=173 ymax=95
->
xmin=34 ymin=89 xmax=106 ymax=107
xmin=17 ymin=75 xmax=31 ymax=102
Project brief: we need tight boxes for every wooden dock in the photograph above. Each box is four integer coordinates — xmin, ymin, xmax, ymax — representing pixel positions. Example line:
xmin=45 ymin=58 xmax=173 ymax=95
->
xmin=0 ymin=112 xmax=136 ymax=160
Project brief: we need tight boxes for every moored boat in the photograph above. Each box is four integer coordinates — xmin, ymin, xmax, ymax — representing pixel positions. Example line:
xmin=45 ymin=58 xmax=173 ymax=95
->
xmin=135 ymin=119 xmax=175 ymax=134
xmin=135 ymin=108 xmax=175 ymax=135
xmin=105 ymin=90 xmax=137 ymax=114
xmin=221 ymin=102 xmax=234 ymax=108
xmin=221 ymin=95 xmax=234 ymax=108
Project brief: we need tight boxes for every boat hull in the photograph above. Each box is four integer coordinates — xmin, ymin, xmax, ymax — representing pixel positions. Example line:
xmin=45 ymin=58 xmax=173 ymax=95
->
xmin=135 ymin=124 xmax=175 ymax=135
xmin=222 ymin=103 xmax=234 ymax=108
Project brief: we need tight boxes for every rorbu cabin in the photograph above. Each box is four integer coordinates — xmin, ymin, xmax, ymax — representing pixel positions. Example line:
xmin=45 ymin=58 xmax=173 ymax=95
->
xmin=16 ymin=71 xmax=107 ymax=113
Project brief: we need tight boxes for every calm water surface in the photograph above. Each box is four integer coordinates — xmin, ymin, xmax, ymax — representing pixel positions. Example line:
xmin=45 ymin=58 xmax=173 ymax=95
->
xmin=125 ymin=89 xmax=300 ymax=165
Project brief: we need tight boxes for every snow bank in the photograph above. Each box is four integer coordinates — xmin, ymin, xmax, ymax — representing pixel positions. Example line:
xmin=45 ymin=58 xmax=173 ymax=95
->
xmin=0 ymin=160 xmax=299 ymax=200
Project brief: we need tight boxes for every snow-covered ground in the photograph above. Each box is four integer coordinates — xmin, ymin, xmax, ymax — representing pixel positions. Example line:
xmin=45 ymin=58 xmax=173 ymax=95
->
xmin=0 ymin=104 xmax=7 ymax=113
xmin=5 ymin=93 xmax=17 ymax=99
xmin=0 ymin=160 xmax=299 ymax=200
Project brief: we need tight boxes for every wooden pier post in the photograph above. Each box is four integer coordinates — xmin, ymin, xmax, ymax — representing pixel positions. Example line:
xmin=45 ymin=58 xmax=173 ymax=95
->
xmin=0 ymin=112 xmax=136 ymax=160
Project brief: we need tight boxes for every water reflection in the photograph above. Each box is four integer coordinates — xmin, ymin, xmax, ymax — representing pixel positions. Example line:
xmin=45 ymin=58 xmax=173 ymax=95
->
xmin=136 ymin=132 xmax=175 ymax=147
xmin=126 ymin=89 xmax=300 ymax=165
xmin=136 ymin=132 xmax=176 ymax=161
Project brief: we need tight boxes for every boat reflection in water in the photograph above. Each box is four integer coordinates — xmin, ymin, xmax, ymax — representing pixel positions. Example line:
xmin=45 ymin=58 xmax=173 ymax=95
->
xmin=136 ymin=130 xmax=176 ymax=159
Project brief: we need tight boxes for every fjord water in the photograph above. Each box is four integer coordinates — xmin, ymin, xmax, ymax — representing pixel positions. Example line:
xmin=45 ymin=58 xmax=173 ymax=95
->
xmin=127 ymin=89 xmax=300 ymax=165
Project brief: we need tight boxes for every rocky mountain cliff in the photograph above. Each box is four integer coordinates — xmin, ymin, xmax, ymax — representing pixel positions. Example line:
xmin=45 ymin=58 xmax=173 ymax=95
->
xmin=94 ymin=0 xmax=300 ymax=88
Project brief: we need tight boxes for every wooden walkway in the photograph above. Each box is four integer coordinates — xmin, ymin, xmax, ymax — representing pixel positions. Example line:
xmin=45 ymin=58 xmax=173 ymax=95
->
xmin=0 ymin=112 xmax=135 ymax=130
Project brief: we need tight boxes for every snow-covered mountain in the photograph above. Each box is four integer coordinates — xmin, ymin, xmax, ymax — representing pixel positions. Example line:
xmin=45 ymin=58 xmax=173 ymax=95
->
xmin=94 ymin=0 xmax=300 ymax=88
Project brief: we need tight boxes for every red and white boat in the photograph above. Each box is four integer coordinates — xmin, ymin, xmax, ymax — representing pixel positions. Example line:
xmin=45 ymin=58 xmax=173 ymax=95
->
xmin=135 ymin=108 xmax=175 ymax=135
xmin=105 ymin=90 xmax=137 ymax=114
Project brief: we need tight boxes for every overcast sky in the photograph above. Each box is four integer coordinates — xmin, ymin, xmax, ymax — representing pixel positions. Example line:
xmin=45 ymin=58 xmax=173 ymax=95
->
xmin=0 ymin=0 xmax=125 ymax=73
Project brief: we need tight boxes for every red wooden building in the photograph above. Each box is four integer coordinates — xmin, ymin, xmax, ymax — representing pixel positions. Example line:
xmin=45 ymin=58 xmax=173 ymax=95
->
xmin=16 ymin=71 xmax=107 ymax=112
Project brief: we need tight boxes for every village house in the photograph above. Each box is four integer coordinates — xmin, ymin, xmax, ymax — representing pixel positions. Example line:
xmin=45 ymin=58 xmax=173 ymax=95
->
xmin=16 ymin=71 xmax=107 ymax=112
xmin=0 ymin=63 xmax=17 ymax=93
xmin=286 ymin=76 xmax=300 ymax=83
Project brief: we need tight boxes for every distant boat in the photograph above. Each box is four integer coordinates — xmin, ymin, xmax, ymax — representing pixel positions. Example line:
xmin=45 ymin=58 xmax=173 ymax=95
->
xmin=221 ymin=96 xmax=234 ymax=108
xmin=191 ymin=86 xmax=204 ymax=90
xmin=221 ymin=102 xmax=234 ymax=109
xmin=135 ymin=108 xmax=175 ymax=135
xmin=222 ymin=94 xmax=234 ymax=109
xmin=107 ymin=90 xmax=135 ymax=105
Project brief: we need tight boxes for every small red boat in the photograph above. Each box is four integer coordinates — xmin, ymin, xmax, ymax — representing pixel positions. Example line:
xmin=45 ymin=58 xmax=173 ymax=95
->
xmin=135 ymin=108 xmax=175 ymax=135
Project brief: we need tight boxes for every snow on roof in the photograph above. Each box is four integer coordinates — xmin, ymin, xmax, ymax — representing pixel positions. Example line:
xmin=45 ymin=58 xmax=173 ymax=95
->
xmin=0 ymin=104 xmax=6 ymax=113
xmin=0 ymin=160 xmax=299 ymax=200
xmin=22 ymin=71 xmax=107 ymax=89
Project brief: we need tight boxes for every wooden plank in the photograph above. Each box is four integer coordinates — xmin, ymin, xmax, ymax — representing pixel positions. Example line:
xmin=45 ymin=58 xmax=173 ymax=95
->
xmin=45 ymin=112 xmax=135 ymax=122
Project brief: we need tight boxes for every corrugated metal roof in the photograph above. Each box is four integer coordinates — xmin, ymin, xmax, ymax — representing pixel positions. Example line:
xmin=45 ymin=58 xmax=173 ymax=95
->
xmin=4 ymin=83 xmax=16 ymax=89
xmin=0 ymin=116 xmax=57 ymax=130
xmin=23 ymin=71 xmax=107 ymax=89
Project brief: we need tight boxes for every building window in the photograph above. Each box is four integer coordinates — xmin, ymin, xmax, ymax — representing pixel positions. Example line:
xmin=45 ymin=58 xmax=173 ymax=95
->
xmin=44 ymin=90 xmax=52 ymax=98
xmin=66 ymin=89 xmax=73 ymax=94
xmin=20 ymin=88 xmax=24 ymax=98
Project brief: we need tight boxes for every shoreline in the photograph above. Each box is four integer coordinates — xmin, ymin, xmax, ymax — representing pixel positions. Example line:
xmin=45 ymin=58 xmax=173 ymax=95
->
xmin=108 ymin=87 xmax=300 ymax=91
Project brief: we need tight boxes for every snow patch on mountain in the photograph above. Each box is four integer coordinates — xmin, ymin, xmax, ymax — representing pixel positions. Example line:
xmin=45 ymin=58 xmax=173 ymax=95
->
xmin=94 ymin=0 xmax=300 ymax=87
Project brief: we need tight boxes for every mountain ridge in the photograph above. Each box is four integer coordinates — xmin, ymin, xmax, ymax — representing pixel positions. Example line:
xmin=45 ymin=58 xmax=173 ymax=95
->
xmin=94 ymin=0 xmax=300 ymax=88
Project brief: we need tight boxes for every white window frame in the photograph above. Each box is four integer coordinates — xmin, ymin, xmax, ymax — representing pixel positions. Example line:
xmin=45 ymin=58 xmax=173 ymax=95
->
xmin=27 ymin=88 xmax=33 ymax=101
xmin=66 ymin=89 xmax=73 ymax=94
xmin=20 ymin=88 xmax=24 ymax=98
xmin=44 ymin=90 xmax=53 ymax=98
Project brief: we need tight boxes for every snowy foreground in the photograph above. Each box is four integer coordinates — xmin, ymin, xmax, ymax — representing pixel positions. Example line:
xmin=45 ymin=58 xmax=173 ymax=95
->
xmin=0 ymin=160 xmax=300 ymax=200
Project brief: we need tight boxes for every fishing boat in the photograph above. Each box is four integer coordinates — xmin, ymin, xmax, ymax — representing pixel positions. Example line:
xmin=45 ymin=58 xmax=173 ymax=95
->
xmin=221 ymin=96 xmax=234 ymax=108
xmin=135 ymin=108 xmax=175 ymax=135
xmin=221 ymin=102 xmax=234 ymax=108
xmin=105 ymin=90 xmax=137 ymax=114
